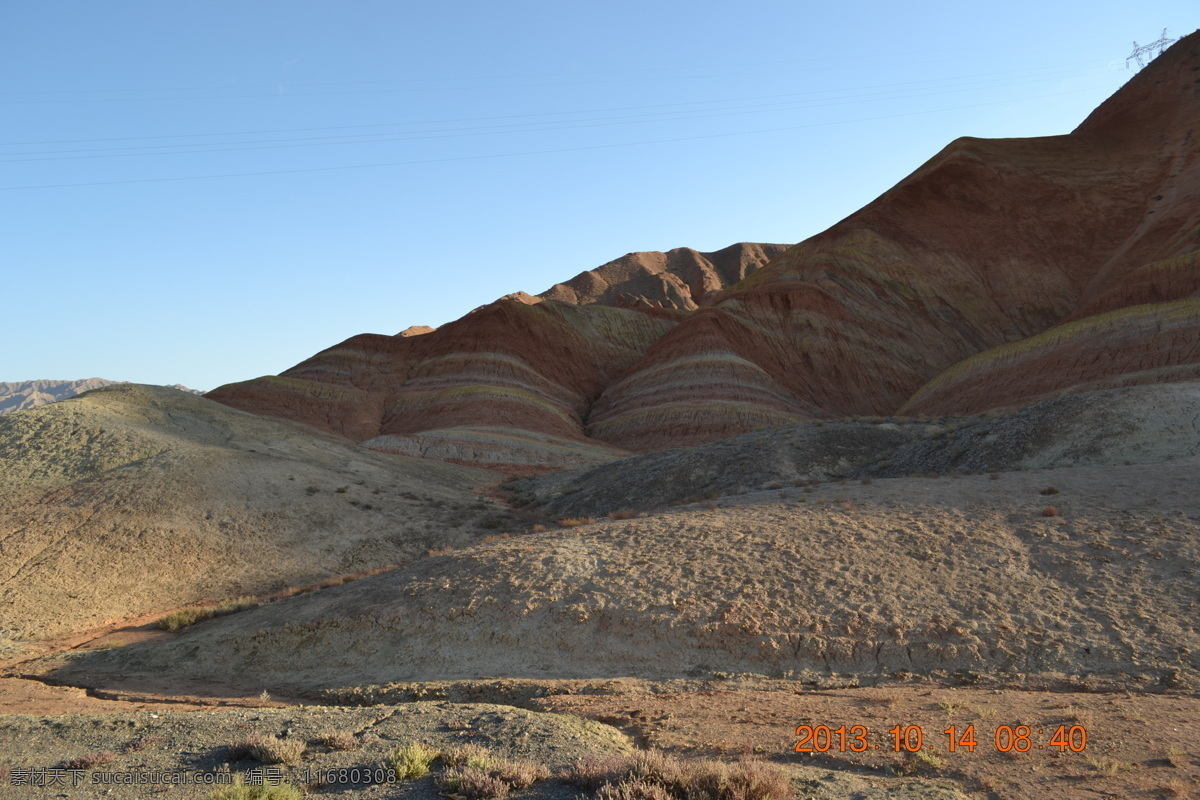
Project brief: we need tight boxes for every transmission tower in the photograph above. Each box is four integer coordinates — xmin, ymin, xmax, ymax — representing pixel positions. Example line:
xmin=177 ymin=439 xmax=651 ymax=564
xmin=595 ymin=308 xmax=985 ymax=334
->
xmin=1127 ymin=28 xmax=1177 ymax=70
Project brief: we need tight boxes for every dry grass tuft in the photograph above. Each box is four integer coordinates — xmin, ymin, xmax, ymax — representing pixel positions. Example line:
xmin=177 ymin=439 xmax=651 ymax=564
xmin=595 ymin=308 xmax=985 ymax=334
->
xmin=319 ymin=731 xmax=363 ymax=751
xmin=1086 ymin=755 xmax=1126 ymax=776
xmin=436 ymin=745 xmax=550 ymax=800
xmin=438 ymin=767 xmax=512 ymax=800
xmin=1040 ymin=486 xmax=1060 ymax=495
xmin=1041 ymin=505 xmax=1060 ymax=517
xmin=443 ymin=742 xmax=494 ymax=769
xmin=157 ymin=596 xmax=259 ymax=631
xmin=562 ymin=755 xmax=632 ymax=792
xmin=608 ymin=510 xmax=639 ymax=519
xmin=559 ymin=517 xmax=598 ymax=528
xmin=60 ymin=751 xmax=116 ymax=770
xmin=564 ymin=751 xmax=792 ymax=800
xmin=227 ymin=733 xmax=305 ymax=764
xmin=206 ymin=777 xmax=303 ymax=800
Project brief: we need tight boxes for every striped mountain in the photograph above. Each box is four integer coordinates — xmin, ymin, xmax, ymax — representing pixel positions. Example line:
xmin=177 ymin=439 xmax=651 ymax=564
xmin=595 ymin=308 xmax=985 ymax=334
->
xmin=208 ymin=31 xmax=1200 ymax=462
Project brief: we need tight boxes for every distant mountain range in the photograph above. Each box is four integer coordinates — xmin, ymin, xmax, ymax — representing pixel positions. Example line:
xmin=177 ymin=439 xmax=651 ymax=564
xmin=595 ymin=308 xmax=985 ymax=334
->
xmin=0 ymin=379 xmax=202 ymax=415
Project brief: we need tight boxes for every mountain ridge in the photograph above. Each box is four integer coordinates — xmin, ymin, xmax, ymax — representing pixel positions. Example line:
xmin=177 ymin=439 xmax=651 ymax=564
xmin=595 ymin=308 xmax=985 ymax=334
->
xmin=207 ymin=30 xmax=1200 ymax=463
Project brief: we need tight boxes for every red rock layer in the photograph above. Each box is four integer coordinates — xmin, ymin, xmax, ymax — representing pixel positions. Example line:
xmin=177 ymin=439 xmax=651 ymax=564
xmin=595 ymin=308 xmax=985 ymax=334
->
xmin=212 ymin=33 xmax=1200 ymax=459
xmin=587 ymin=32 xmax=1200 ymax=449
xmin=539 ymin=242 xmax=789 ymax=310
xmin=207 ymin=299 xmax=673 ymax=460
xmin=902 ymin=298 xmax=1200 ymax=416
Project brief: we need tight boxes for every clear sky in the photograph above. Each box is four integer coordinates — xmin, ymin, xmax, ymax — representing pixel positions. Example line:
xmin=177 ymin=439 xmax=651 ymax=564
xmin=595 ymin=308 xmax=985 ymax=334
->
xmin=3 ymin=2 xmax=1195 ymax=391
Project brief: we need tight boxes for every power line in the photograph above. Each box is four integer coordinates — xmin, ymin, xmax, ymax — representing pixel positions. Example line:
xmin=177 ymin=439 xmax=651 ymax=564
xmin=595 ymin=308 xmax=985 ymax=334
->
xmin=0 ymin=85 xmax=1111 ymax=192
xmin=0 ymin=61 xmax=1107 ymax=154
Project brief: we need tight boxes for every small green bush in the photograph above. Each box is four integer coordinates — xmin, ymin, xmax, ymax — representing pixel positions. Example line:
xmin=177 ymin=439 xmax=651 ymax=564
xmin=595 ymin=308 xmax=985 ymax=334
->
xmin=388 ymin=741 xmax=440 ymax=779
xmin=206 ymin=777 xmax=303 ymax=800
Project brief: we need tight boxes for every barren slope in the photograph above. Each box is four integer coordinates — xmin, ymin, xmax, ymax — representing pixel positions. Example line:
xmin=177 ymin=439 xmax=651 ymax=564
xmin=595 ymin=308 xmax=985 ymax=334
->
xmin=0 ymin=384 xmax=497 ymax=644
xmin=52 ymin=459 xmax=1200 ymax=694
xmin=518 ymin=384 xmax=1200 ymax=517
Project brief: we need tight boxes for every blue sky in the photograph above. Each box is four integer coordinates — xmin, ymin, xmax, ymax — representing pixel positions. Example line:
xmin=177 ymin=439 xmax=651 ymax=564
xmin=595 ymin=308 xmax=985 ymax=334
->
xmin=3 ymin=2 xmax=1195 ymax=391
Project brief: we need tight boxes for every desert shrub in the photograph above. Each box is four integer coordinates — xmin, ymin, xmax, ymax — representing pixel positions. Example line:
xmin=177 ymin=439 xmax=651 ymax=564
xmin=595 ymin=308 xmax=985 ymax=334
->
xmin=159 ymin=595 xmax=258 ymax=631
xmin=319 ymin=731 xmax=363 ymax=751
xmin=122 ymin=735 xmax=161 ymax=753
xmin=904 ymin=748 xmax=942 ymax=774
xmin=437 ymin=753 xmax=550 ymax=799
xmin=438 ymin=767 xmax=512 ymax=800
xmin=443 ymin=743 xmax=493 ymax=769
xmin=388 ymin=741 xmax=440 ymax=779
xmin=559 ymin=517 xmax=597 ymax=528
xmin=567 ymin=751 xmax=792 ymax=800
xmin=596 ymin=779 xmax=674 ymax=800
xmin=206 ymin=777 xmax=303 ymax=800
xmin=214 ymin=596 xmax=258 ymax=616
xmin=253 ymin=735 xmax=305 ymax=764
xmin=228 ymin=734 xmax=305 ymax=764
xmin=1040 ymin=486 xmax=1060 ymax=495
xmin=562 ymin=755 xmax=633 ymax=791
xmin=607 ymin=510 xmax=638 ymax=520
xmin=60 ymin=751 xmax=116 ymax=770
xmin=305 ymin=485 xmax=320 ymax=495
xmin=1041 ymin=505 xmax=1060 ymax=517
xmin=158 ymin=608 xmax=212 ymax=631
xmin=492 ymin=760 xmax=551 ymax=789
xmin=335 ymin=486 xmax=349 ymax=493
xmin=479 ymin=515 xmax=507 ymax=529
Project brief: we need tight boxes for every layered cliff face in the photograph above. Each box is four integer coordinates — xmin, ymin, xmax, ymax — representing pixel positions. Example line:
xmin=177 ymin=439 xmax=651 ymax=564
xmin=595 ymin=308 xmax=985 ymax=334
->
xmin=210 ymin=31 xmax=1200 ymax=462
xmin=209 ymin=299 xmax=674 ymax=467
xmin=539 ymin=242 xmax=789 ymax=310
xmin=584 ymin=32 xmax=1200 ymax=448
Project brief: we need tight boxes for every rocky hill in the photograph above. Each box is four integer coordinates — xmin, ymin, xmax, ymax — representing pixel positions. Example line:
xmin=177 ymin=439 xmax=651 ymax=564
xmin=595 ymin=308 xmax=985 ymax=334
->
xmin=0 ymin=384 xmax=496 ymax=643
xmin=204 ymin=32 xmax=1200 ymax=466
xmin=0 ymin=379 xmax=202 ymax=415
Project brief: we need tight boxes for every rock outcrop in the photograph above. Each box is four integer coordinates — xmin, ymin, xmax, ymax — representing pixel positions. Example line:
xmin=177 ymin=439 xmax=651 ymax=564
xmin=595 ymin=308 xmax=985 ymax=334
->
xmin=539 ymin=242 xmax=790 ymax=310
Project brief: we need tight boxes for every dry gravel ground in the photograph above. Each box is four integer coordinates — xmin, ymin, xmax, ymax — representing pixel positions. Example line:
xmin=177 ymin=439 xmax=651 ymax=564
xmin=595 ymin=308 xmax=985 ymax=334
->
xmin=0 ymin=384 xmax=500 ymax=645
xmin=0 ymin=700 xmax=635 ymax=800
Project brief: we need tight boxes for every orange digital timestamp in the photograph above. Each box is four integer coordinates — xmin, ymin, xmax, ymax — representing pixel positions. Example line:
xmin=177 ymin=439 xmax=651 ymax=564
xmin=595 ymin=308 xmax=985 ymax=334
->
xmin=794 ymin=724 xmax=1088 ymax=754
